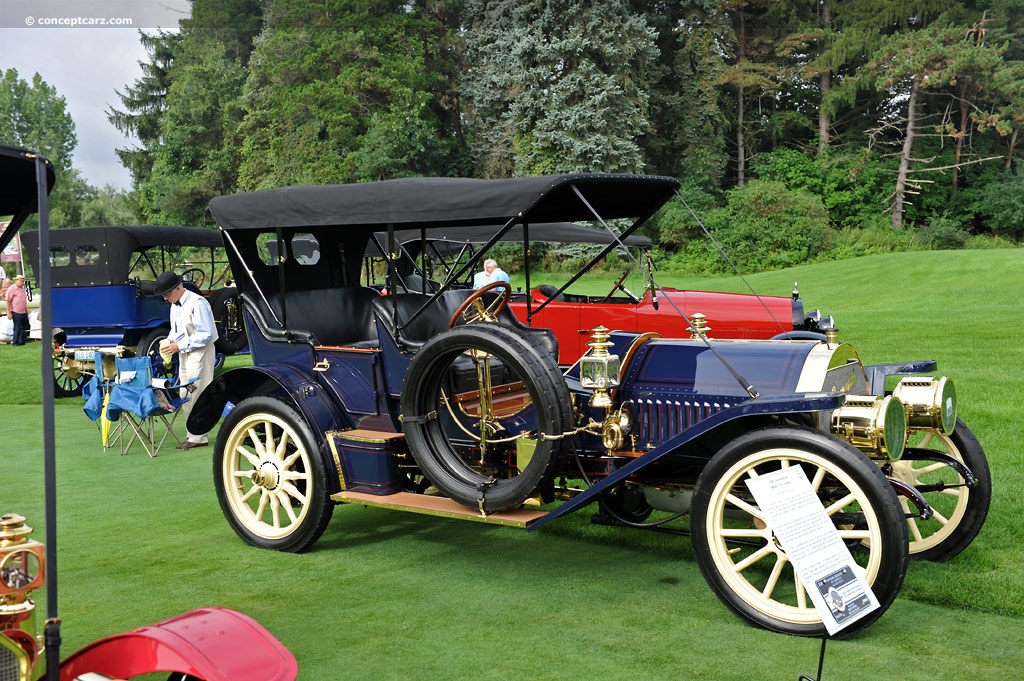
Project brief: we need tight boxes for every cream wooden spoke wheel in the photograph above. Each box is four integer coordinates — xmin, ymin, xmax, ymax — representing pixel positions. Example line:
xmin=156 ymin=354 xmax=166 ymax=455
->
xmin=691 ymin=426 xmax=908 ymax=638
xmin=888 ymin=418 xmax=990 ymax=561
xmin=214 ymin=396 xmax=332 ymax=552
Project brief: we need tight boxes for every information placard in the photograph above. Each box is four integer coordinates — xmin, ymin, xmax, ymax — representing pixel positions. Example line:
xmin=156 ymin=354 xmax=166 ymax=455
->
xmin=746 ymin=465 xmax=880 ymax=635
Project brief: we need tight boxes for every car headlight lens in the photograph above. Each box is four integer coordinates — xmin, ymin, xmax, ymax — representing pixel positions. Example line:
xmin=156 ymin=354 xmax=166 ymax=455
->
xmin=831 ymin=394 xmax=907 ymax=461
xmin=892 ymin=376 xmax=956 ymax=435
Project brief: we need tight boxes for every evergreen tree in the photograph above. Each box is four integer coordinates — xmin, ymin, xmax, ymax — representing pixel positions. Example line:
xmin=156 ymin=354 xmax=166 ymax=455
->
xmin=833 ymin=15 xmax=1005 ymax=226
xmin=107 ymin=31 xmax=182 ymax=188
xmin=632 ymin=0 xmax=729 ymax=187
xmin=136 ymin=0 xmax=264 ymax=224
xmin=462 ymin=0 xmax=658 ymax=176
xmin=237 ymin=0 xmax=460 ymax=188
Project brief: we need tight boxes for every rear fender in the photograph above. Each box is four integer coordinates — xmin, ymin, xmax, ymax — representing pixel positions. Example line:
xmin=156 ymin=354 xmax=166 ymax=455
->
xmin=58 ymin=607 xmax=297 ymax=681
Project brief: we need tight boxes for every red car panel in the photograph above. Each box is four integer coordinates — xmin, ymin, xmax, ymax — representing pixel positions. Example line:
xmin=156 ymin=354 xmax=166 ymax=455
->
xmin=511 ymin=287 xmax=798 ymax=365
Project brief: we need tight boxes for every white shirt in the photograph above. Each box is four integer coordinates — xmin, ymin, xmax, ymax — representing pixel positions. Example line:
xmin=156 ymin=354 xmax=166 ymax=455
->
xmin=169 ymin=288 xmax=219 ymax=353
xmin=473 ymin=267 xmax=510 ymax=289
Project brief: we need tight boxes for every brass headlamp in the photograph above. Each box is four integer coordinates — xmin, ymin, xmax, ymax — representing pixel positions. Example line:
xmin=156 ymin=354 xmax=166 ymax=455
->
xmin=832 ymin=395 xmax=907 ymax=461
xmin=580 ymin=328 xmax=634 ymax=451
xmin=892 ymin=376 xmax=957 ymax=435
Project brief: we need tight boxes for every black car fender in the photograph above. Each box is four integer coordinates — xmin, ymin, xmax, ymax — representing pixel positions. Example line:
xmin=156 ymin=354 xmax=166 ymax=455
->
xmin=188 ymin=365 xmax=351 ymax=487
xmin=531 ymin=391 xmax=848 ymax=531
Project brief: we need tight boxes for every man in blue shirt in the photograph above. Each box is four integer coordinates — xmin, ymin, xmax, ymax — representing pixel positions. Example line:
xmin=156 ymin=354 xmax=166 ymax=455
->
xmin=472 ymin=258 xmax=510 ymax=290
xmin=155 ymin=271 xmax=220 ymax=450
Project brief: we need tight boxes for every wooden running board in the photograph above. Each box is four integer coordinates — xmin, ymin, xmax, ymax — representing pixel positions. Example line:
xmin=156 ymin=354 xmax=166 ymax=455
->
xmin=332 ymin=491 xmax=548 ymax=529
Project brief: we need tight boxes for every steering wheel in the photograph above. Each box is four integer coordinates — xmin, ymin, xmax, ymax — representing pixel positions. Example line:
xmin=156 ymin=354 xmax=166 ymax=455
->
xmin=179 ymin=268 xmax=206 ymax=289
xmin=448 ymin=281 xmax=511 ymax=328
xmin=603 ymin=268 xmax=640 ymax=304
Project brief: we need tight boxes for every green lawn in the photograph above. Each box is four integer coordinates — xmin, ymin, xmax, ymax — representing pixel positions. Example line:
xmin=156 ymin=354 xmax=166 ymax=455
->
xmin=4 ymin=248 xmax=1023 ymax=679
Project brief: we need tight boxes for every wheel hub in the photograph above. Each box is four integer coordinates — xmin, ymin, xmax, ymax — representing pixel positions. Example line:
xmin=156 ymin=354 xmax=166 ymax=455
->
xmin=251 ymin=462 xmax=281 ymax=490
xmin=61 ymin=357 xmax=84 ymax=380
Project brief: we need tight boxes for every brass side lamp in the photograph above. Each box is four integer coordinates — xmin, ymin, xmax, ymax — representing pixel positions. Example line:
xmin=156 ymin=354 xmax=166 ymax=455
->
xmin=580 ymin=326 xmax=620 ymax=409
xmin=0 ymin=513 xmax=46 ymax=680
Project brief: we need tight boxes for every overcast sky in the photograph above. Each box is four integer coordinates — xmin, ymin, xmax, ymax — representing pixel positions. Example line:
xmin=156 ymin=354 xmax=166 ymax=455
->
xmin=1 ymin=1 xmax=192 ymax=190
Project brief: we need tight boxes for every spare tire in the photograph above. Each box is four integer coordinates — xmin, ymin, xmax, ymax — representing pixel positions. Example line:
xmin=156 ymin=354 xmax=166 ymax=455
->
xmin=209 ymin=287 xmax=247 ymax=355
xmin=401 ymin=324 xmax=573 ymax=512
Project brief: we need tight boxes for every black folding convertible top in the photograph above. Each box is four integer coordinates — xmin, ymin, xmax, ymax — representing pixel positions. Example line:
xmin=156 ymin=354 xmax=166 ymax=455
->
xmin=0 ymin=145 xmax=56 ymax=253
xmin=210 ymin=174 xmax=680 ymax=231
xmin=381 ymin=222 xmax=652 ymax=249
xmin=21 ymin=225 xmax=222 ymax=287
xmin=365 ymin=222 xmax=653 ymax=261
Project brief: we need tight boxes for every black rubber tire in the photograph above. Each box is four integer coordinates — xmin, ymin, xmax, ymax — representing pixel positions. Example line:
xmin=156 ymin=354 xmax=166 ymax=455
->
xmin=214 ymin=396 xmax=333 ymax=552
xmin=769 ymin=331 xmax=827 ymax=341
xmin=401 ymin=324 xmax=573 ymax=512
xmin=137 ymin=327 xmax=169 ymax=359
xmin=210 ymin=287 xmax=248 ymax=355
xmin=691 ymin=426 xmax=908 ymax=638
xmin=893 ymin=418 xmax=990 ymax=562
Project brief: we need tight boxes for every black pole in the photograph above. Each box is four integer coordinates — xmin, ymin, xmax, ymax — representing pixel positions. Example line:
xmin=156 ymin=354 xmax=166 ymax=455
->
xmin=798 ymin=635 xmax=828 ymax=681
xmin=36 ymin=154 xmax=61 ymax=680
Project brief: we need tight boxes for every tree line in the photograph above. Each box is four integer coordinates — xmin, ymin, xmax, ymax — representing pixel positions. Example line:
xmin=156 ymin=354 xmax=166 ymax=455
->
xmin=6 ymin=0 xmax=1024 ymax=274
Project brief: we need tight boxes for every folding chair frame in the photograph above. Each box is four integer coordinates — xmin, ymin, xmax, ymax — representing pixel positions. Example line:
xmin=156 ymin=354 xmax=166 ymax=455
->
xmin=111 ymin=403 xmax=186 ymax=458
xmin=102 ymin=355 xmax=198 ymax=458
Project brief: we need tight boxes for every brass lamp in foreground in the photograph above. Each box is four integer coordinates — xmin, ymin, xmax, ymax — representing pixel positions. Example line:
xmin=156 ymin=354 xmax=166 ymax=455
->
xmin=0 ymin=513 xmax=46 ymax=680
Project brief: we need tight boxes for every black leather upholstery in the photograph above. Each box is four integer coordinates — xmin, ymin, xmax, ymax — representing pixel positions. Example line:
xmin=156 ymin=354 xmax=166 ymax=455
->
xmin=371 ymin=294 xmax=444 ymax=353
xmin=397 ymin=273 xmax=440 ymax=294
xmin=240 ymin=287 xmax=380 ymax=347
xmin=372 ymin=289 xmax=559 ymax=359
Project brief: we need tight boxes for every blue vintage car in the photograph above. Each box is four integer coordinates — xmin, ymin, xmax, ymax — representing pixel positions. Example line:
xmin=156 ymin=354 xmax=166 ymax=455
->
xmin=0 ymin=144 xmax=300 ymax=681
xmin=188 ymin=174 xmax=989 ymax=638
xmin=21 ymin=225 xmax=247 ymax=397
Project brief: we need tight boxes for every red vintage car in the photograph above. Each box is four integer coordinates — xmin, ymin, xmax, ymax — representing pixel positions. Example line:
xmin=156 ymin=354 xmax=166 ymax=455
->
xmin=372 ymin=223 xmax=831 ymax=365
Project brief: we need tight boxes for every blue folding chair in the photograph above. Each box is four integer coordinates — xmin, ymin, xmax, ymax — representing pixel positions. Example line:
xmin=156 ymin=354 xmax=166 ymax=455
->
xmin=103 ymin=356 xmax=195 ymax=457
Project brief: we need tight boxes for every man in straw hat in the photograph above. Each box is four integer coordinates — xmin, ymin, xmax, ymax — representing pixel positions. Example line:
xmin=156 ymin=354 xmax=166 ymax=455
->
xmin=5 ymin=274 xmax=29 ymax=346
xmin=154 ymin=271 xmax=219 ymax=450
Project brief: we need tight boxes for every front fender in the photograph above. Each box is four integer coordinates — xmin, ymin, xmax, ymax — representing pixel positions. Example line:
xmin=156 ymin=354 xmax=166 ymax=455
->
xmin=58 ymin=607 xmax=297 ymax=681
xmin=530 ymin=392 xmax=847 ymax=532
xmin=188 ymin=364 xmax=348 ymax=436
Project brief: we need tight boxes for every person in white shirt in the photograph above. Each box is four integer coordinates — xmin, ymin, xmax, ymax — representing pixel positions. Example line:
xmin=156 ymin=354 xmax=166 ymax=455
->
xmin=472 ymin=258 xmax=510 ymax=289
xmin=154 ymin=271 xmax=219 ymax=450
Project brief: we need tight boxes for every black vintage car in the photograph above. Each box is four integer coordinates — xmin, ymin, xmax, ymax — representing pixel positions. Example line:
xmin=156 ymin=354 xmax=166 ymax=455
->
xmin=188 ymin=174 xmax=989 ymax=638
xmin=21 ymin=225 xmax=247 ymax=397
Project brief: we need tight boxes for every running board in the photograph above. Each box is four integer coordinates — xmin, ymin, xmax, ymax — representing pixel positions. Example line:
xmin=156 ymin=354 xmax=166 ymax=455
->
xmin=332 ymin=491 xmax=548 ymax=529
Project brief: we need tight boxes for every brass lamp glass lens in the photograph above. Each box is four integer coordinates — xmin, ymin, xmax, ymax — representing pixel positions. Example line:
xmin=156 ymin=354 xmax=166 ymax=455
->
xmin=580 ymin=354 xmax=620 ymax=389
xmin=1 ymin=548 xmax=41 ymax=590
